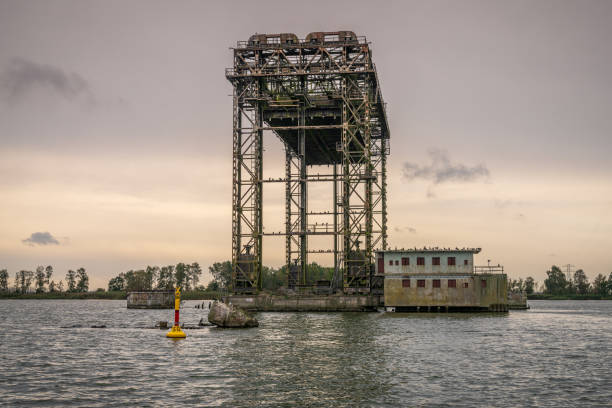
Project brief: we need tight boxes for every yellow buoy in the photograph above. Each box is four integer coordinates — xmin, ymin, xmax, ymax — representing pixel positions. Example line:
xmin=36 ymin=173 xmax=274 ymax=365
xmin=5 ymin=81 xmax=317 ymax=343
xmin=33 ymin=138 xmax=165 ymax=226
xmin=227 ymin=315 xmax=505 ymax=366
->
xmin=166 ymin=287 xmax=186 ymax=339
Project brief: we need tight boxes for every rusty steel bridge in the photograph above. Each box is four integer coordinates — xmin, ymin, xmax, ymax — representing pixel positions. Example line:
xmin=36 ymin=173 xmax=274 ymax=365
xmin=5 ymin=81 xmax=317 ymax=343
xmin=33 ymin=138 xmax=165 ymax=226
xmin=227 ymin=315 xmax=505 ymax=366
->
xmin=226 ymin=31 xmax=390 ymax=294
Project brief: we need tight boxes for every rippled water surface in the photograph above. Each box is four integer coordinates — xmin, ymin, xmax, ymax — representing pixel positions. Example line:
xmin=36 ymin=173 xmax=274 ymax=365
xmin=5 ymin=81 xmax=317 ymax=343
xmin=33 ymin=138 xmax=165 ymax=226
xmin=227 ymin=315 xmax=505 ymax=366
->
xmin=1 ymin=300 xmax=611 ymax=407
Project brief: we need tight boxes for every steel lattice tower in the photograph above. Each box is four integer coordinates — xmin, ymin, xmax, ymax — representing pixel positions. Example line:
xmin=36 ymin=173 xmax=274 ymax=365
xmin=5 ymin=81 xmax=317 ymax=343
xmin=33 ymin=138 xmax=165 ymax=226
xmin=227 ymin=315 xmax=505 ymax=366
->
xmin=226 ymin=31 xmax=390 ymax=294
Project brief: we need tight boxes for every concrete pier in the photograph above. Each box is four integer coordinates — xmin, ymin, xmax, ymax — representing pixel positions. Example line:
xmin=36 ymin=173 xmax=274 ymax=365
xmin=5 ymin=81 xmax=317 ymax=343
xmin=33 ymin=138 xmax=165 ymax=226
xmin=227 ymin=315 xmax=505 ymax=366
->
xmin=127 ymin=291 xmax=174 ymax=309
xmin=223 ymin=294 xmax=383 ymax=312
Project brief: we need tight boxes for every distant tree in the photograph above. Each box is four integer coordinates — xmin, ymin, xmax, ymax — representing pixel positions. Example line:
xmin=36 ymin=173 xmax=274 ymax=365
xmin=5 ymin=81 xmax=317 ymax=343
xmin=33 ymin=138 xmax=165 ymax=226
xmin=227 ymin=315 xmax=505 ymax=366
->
xmin=108 ymin=274 xmax=126 ymax=292
xmin=524 ymin=277 xmax=535 ymax=294
xmin=16 ymin=270 xmax=34 ymax=293
xmin=66 ymin=270 xmax=76 ymax=292
xmin=189 ymin=262 xmax=202 ymax=289
xmin=157 ymin=265 xmax=175 ymax=290
xmin=58 ymin=281 xmax=64 ymax=293
xmin=123 ymin=270 xmax=151 ymax=292
xmin=307 ymin=262 xmax=333 ymax=284
xmin=0 ymin=269 xmax=8 ymax=291
xmin=35 ymin=266 xmax=46 ymax=293
xmin=573 ymin=269 xmax=590 ymax=295
xmin=48 ymin=281 xmax=57 ymax=292
xmin=175 ymin=263 xmax=188 ymax=290
xmin=208 ymin=261 xmax=232 ymax=291
xmin=608 ymin=272 xmax=612 ymax=295
xmin=593 ymin=274 xmax=608 ymax=296
xmin=206 ymin=280 xmax=220 ymax=292
xmin=45 ymin=265 xmax=53 ymax=287
xmin=76 ymin=268 xmax=89 ymax=292
xmin=145 ymin=266 xmax=159 ymax=290
xmin=544 ymin=266 xmax=569 ymax=295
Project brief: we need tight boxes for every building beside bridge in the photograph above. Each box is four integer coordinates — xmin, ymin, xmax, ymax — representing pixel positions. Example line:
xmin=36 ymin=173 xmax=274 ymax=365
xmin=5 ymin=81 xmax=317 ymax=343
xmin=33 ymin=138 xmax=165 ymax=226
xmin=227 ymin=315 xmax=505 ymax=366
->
xmin=379 ymin=248 xmax=508 ymax=312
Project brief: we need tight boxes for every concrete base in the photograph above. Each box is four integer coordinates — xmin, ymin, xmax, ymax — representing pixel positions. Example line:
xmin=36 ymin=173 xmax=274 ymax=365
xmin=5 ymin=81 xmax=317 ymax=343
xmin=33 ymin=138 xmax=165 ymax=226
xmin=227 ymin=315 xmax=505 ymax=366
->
xmin=127 ymin=291 xmax=174 ymax=309
xmin=223 ymin=294 xmax=383 ymax=312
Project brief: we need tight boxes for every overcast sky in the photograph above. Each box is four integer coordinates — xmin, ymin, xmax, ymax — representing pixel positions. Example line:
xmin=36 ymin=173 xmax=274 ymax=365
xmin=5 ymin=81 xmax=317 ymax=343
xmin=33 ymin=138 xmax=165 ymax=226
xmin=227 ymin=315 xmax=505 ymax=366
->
xmin=1 ymin=0 xmax=611 ymax=289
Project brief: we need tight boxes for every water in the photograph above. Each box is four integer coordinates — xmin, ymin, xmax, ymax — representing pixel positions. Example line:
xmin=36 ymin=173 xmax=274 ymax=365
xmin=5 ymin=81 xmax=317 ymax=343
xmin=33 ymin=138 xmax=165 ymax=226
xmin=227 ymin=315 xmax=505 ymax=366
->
xmin=0 ymin=300 xmax=611 ymax=407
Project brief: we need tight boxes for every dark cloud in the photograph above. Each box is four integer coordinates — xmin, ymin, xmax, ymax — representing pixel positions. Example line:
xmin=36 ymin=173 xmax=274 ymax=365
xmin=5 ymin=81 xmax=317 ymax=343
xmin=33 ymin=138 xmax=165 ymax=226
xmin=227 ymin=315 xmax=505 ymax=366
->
xmin=402 ymin=149 xmax=490 ymax=184
xmin=1 ymin=58 xmax=93 ymax=103
xmin=22 ymin=231 xmax=60 ymax=246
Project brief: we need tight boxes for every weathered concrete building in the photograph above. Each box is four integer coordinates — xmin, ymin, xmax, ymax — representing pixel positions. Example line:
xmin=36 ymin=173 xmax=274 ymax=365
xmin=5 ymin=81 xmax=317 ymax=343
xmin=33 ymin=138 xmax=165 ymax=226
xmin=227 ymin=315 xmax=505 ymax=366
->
xmin=379 ymin=248 xmax=508 ymax=312
xmin=126 ymin=291 xmax=174 ymax=309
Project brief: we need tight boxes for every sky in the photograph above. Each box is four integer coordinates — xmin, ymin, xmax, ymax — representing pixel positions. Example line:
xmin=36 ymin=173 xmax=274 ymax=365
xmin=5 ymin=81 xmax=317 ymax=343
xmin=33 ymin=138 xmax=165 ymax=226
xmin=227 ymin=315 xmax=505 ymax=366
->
xmin=1 ymin=0 xmax=611 ymax=289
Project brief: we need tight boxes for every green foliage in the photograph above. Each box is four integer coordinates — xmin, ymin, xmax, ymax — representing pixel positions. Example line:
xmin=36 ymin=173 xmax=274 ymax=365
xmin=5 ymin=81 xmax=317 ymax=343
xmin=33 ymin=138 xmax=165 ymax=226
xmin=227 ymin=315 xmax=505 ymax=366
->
xmin=0 ymin=269 xmax=9 ymax=291
xmin=123 ymin=270 xmax=151 ymax=291
xmin=208 ymin=261 xmax=232 ymax=291
xmin=76 ymin=268 xmax=89 ymax=292
xmin=16 ymin=270 xmax=34 ymax=293
xmin=65 ymin=270 xmax=76 ymax=292
xmin=107 ymin=262 xmax=204 ymax=293
xmin=108 ymin=275 xmax=125 ymax=292
xmin=544 ymin=265 xmax=569 ymax=295
xmin=573 ymin=269 xmax=589 ymax=295
xmin=157 ymin=265 xmax=175 ymax=290
xmin=524 ymin=277 xmax=535 ymax=294
xmin=175 ymin=263 xmax=188 ymax=290
xmin=35 ymin=266 xmax=46 ymax=293
xmin=45 ymin=265 xmax=53 ymax=285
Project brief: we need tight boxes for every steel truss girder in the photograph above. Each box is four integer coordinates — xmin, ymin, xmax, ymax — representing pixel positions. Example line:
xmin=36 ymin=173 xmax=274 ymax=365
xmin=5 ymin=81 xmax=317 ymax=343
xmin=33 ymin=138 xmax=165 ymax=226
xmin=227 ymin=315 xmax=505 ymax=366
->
xmin=228 ymin=35 xmax=389 ymax=294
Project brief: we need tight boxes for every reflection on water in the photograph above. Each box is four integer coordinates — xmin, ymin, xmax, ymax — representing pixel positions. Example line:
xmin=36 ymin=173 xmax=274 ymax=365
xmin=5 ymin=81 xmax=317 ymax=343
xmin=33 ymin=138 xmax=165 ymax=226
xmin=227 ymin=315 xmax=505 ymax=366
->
xmin=1 ymin=300 xmax=611 ymax=407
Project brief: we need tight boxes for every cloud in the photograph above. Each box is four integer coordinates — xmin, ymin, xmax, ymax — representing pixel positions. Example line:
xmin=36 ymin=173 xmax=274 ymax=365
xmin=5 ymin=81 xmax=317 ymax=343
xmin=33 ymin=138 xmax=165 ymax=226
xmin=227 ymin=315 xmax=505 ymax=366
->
xmin=402 ymin=149 xmax=490 ymax=184
xmin=394 ymin=226 xmax=417 ymax=233
xmin=1 ymin=58 xmax=93 ymax=104
xmin=22 ymin=231 xmax=61 ymax=246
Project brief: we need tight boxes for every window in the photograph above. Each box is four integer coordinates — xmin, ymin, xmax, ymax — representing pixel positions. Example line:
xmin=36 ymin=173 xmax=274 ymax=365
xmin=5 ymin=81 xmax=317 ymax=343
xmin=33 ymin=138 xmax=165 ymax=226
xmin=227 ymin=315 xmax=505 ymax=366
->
xmin=395 ymin=260 xmax=399 ymax=266
xmin=464 ymin=259 xmax=469 ymax=266
xmin=432 ymin=257 xmax=440 ymax=266
xmin=402 ymin=279 xmax=410 ymax=288
xmin=481 ymin=279 xmax=487 ymax=288
xmin=448 ymin=279 xmax=457 ymax=288
xmin=389 ymin=260 xmax=393 ymax=266
xmin=417 ymin=257 xmax=425 ymax=266
xmin=417 ymin=279 xmax=425 ymax=288
xmin=448 ymin=257 xmax=456 ymax=266
xmin=433 ymin=279 xmax=441 ymax=288
xmin=401 ymin=257 xmax=409 ymax=266
xmin=464 ymin=282 xmax=469 ymax=288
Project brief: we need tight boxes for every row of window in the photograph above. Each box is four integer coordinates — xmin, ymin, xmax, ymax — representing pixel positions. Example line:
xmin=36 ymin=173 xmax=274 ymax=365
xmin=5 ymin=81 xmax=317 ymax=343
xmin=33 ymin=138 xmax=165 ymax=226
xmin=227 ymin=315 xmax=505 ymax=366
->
xmin=401 ymin=279 xmax=487 ymax=288
xmin=388 ymin=257 xmax=469 ymax=266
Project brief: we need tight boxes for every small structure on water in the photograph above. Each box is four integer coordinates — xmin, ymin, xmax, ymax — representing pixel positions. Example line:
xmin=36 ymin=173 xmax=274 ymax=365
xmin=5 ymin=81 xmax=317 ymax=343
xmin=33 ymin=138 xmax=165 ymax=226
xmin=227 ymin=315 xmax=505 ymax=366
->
xmin=127 ymin=290 xmax=174 ymax=309
xmin=380 ymin=248 xmax=508 ymax=312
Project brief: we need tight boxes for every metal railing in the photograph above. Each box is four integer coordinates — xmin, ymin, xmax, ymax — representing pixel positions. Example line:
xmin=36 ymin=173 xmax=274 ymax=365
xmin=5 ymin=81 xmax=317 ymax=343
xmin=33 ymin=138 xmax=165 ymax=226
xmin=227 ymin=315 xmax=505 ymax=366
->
xmin=473 ymin=265 xmax=505 ymax=274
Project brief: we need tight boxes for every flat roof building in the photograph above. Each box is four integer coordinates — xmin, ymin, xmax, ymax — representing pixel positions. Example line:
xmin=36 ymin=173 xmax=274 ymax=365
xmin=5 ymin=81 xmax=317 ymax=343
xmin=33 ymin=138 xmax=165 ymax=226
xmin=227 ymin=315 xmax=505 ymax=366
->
xmin=377 ymin=248 xmax=508 ymax=312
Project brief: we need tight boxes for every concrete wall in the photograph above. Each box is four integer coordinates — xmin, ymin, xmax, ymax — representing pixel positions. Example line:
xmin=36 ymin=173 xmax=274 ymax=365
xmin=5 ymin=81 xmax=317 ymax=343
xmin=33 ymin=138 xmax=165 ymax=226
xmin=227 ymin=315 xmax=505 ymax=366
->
xmin=384 ymin=274 xmax=507 ymax=311
xmin=127 ymin=291 xmax=174 ymax=309
xmin=224 ymin=294 xmax=382 ymax=312
xmin=508 ymin=291 xmax=529 ymax=309
xmin=376 ymin=251 xmax=474 ymax=275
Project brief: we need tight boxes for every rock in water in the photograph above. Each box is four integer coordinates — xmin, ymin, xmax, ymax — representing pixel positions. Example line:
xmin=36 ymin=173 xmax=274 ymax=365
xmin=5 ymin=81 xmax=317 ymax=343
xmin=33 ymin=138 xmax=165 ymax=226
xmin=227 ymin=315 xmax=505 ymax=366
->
xmin=208 ymin=301 xmax=258 ymax=328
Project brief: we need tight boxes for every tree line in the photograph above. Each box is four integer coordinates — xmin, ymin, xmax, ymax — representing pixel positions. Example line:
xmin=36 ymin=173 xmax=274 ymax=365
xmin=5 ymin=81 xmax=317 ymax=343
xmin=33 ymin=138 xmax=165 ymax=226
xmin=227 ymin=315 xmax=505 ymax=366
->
xmin=0 ymin=266 xmax=89 ymax=294
xmin=206 ymin=261 xmax=334 ymax=292
xmin=507 ymin=266 xmax=612 ymax=296
xmin=107 ymin=263 xmax=203 ymax=292
xmin=542 ymin=266 xmax=612 ymax=296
